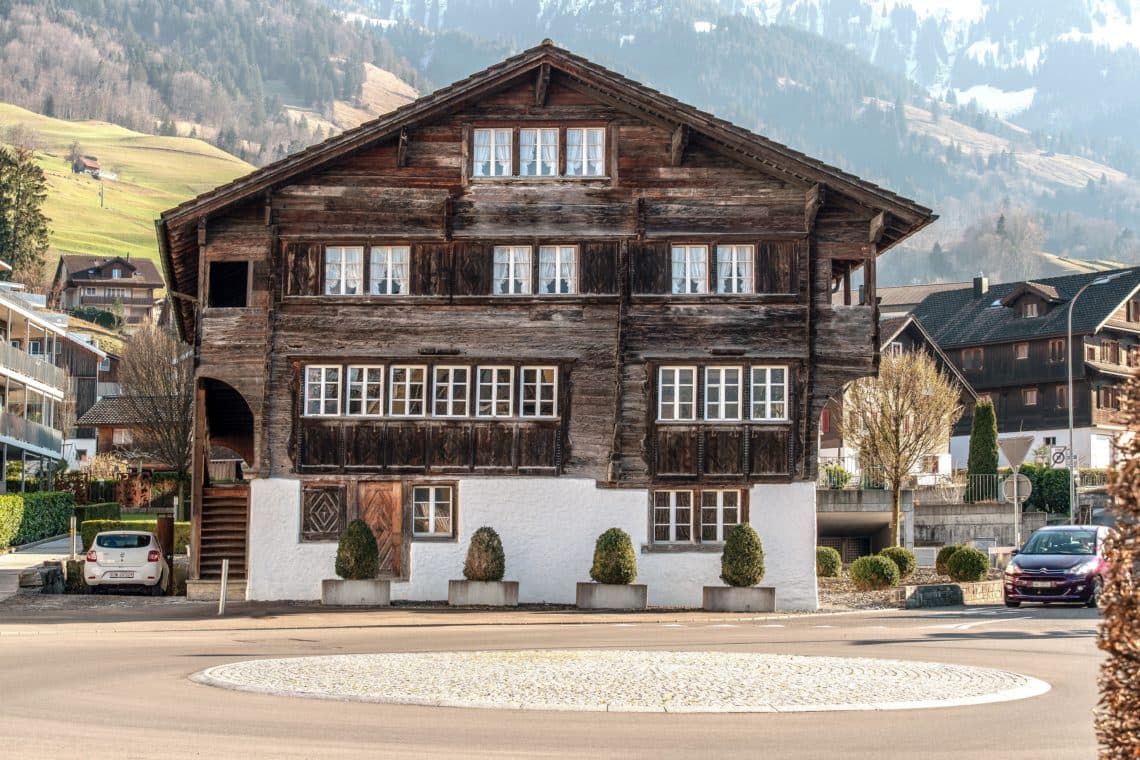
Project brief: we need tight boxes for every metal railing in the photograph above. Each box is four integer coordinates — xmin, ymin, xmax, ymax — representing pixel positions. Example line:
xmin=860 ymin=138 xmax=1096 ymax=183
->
xmin=0 ymin=409 xmax=63 ymax=453
xmin=818 ymin=459 xmax=889 ymax=490
xmin=818 ymin=459 xmax=1007 ymax=505
xmin=80 ymin=295 xmax=155 ymax=306
xmin=0 ymin=340 xmax=66 ymax=390
xmin=912 ymin=473 xmax=1005 ymax=505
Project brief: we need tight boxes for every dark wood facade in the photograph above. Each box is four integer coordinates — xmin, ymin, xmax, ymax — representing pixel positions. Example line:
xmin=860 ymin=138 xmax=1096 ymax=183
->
xmin=157 ymin=44 xmax=933 ymax=579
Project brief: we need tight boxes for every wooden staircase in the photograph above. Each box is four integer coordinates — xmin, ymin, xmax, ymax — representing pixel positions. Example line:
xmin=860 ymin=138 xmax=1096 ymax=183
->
xmin=199 ymin=485 xmax=249 ymax=581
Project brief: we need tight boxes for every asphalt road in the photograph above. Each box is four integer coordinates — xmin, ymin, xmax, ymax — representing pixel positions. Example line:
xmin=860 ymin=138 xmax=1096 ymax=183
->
xmin=0 ymin=601 xmax=1103 ymax=759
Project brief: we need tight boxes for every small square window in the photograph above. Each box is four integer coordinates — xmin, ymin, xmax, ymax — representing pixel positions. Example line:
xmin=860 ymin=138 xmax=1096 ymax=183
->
xmin=304 ymin=365 xmax=341 ymax=416
xmin=715 ymin=245 xmax=754 ymax=294
xmin=538 ymin=245 xmax=577 ymax=294
xmin=389 ymin=365 xmax=427 ymax=417
xmin=112 ymin=428 xmax=133 ymax=445
xmin=476 ymin=366 xmax=514 ymax=417
xmin=473 ymin=128 xmax=512 ymax=177
xmin=493 ymin=246 xmax=532 ymax=295
xmin=412 ymin=485 xmax=454 ymax=537
xmin=1015 ymin=343 xmax=1029 ymax=360
xmin=1022 ymin=388 xmax=1038 ymax=406
xmin=566 ymin=127 xmax=605 ymax=177
xmin=208 ymin=261 xmax=249 ymax=307
xmin=520 ymin=128 xmax=559 ymax=177
xmin=671 ymin=245 xmax=708 ymax=294
xmin=658 ymin=366 xmax=697 ymax=421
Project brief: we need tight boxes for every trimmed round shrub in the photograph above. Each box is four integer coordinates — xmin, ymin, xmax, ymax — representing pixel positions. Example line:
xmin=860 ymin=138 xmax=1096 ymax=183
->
xmin=335 ymin=519 xmax=379 ymax=580
xmin=590 ymin=528 xmax=637 ymax=585
xmin=463 ymin=526 xmax=506 ymax=582
xmin=849 ymin=555 xmax=901 ymax=591
xmin=721 ymin=524 xmax=765 ymax=587
xmin=946 ymin=546 xmax=989 ymax=583
xmin=936 ymin=544 xmax=962 ymax=576
xmin=878 ymin=546 xmax=917 ymax=580
xmin=816 ymin=546 xmax=842 ymax=578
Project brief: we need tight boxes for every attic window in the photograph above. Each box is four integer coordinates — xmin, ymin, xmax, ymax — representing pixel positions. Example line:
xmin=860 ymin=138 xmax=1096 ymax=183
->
xmin=112 ymin=268 xmax=122 ymax=279
xmin=1020 ymin=302 xmax=1039 ymax=318
xmin=208 ymin=262 xmax=249 ymax=308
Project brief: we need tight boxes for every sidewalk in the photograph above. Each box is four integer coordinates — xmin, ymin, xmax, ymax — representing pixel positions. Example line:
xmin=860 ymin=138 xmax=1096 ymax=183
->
xmin=0 ymin=536 xmax=78 ymax=603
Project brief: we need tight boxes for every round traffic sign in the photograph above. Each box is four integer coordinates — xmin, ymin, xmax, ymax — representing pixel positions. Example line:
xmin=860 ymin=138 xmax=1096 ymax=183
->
xmin=1002 ymin=473 xmax=1033 ymax=501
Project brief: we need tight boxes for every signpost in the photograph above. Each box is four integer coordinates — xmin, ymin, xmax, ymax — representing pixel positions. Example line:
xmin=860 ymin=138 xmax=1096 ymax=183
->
xmin=1050 ymin=446 xmax=1068 ymax=469
xmin=998 ymin=436 xmax=1036 ymax=548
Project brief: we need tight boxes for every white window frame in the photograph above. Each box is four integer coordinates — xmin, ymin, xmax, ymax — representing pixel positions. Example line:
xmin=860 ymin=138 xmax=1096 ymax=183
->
xmin=324 ymin=245 xmax=364 ymax=295
xmin=432 ymin=366 xmax=470 ymax=417
xmin=671 ymin=245 xmax=708 ymax=294
xmin=472 ymin=128 xmax=512 ymax=177
xmin=538 ymin=245 xmax=578 ymax=294
xmin=565 ymin=127 xmax=605 ymax=177
xmin=83 ymin=287 xmax=96 ymax=296
xmin=750 ymin=365 xmax=788 ymax=421
xmin=658 ymin=366 xmax=697 ymax=422
xmin=476 ymin=365 xmax=514 ymax=418
xmin=715 ymin=244 xmax=754 ymax=294
xmin=388 ymin=365 xmax=427 ymax=417
xmin=520 ymin=366 xmax=558 ymax=418
xmin=1015 ymin=342 xmax=1029 ymax=360
xmin=369 ymin=245 xmax=409 ymax=295
xmin=412 ymin=485 xmax=454 ymax=537
xmin=111 ymin=268 xmax=122 ymax=279
xmin=1023 ymin=302 xmax=1039 ymax=318
xmin=493 ymin=245 xmax=532 ymax=295
xmin=700 ymin=489 xmax=742 ymax=543
xmin=886 ymin=341 xmax=904 ymax=356
xmin=303 ymin=365 xmax=341 ymax=417
xmin=653 ymin=490 xmax=694 ymax=544
xmin=112 ymin=428 xmax=133 ymax=445
xmin=345 ymin=365 xmax=384 ymax=417
xmin=1023 ymin=388 xmax=1039 ymax=406
xmin=519 ymin=127 xmax=559 ymax=177
xmin=704 ymin=366 xmax=743 ymax=421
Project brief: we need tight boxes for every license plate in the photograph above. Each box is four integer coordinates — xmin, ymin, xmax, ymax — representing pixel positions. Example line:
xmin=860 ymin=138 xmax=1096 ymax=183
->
xmin=1029 ymin=581 xmax=1055 ymax=588
xmin=108 ymin=571 xmax=135 ymax=579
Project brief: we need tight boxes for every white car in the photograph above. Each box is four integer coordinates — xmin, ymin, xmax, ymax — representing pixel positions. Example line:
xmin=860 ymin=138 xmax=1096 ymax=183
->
xmin=85 ymin=531 xmax=169 ymax=595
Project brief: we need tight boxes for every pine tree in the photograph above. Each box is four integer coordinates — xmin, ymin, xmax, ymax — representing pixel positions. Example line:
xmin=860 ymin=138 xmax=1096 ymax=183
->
xmin=0 ymin=146 xmax=51 ymax=282
xmin=965 ymin=398 xmax=998 ymax=501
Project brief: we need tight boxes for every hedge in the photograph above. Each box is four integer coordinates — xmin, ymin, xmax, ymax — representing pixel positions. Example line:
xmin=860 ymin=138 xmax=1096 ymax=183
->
xmin=0 ymin=492 xmax=76 ymax=548
xmin=73 ymin=502 xmax=120 ymax=523
xmin=81 ymin=519 xmax=190 ymax=553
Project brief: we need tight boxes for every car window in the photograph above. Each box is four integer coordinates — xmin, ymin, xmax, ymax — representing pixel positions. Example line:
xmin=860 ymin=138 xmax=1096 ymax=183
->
xmin=95 ymin=534 xmax=151 ymax=549
xmin=1021 ymin=530 xmax=1097 ymax=556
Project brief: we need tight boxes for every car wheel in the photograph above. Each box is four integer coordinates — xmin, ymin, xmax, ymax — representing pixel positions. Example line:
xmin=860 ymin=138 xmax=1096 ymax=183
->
xmin=1005 ymin=598 xmax=1021 ymax=608
xmin=149 ymin=581 xmax=164 ymax=597
xmin=1086 ymin=576 xmax=1103 ymax=608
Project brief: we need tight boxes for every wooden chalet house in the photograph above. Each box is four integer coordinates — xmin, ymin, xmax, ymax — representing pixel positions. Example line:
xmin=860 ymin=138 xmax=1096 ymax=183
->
xmin=156 ymin=43 xmax=934 ymax=606
xmin=914 ymin=270 xmax=1140 ymax=469
xmin=49 ymin=255 xmax=165 ymax=327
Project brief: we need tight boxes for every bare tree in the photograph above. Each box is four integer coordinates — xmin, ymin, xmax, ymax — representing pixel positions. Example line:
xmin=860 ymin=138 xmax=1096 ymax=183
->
xmin=840 ymin=351 xmax=963 ymax=546
xmin=118 ymin=325 xmax=194 ymax=520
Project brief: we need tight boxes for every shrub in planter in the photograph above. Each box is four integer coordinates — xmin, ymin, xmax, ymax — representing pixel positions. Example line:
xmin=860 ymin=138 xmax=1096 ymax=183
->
xmin=878 ymin=546 xmax=917 ymax=580
xmin=720 ymin=524 xmax=765 ymax=587
xmin=589 ymin=527 xmax=637 ymax=584
xmin=463 ymin=526 xmax=506 ymax=582
xmin=816 ymin=546 xmax=842 ymax=578
xmin=335 ymin=519 xmax=379 ymax=580
xmin=935 ymin=544 xmax=962 ymax=576
xmin=824 ymin=464 xmax=852 ymax=489
xmin=849 ymin=555 xmax=901 ymax=591
xmin=946 ymin=546 xmax=989 ymax=583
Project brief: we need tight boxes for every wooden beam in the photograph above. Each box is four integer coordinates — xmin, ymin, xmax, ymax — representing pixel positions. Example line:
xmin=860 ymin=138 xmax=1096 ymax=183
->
xmin=670 ymin=124 xmax=690 ymax=167
xmin=816 ymin=241 xmax=875 ymax=259
xmin=869 ymin=211 xmax=887 ymax=245
xmin=535 ymin=63 xmax=551 ymax=107
xmin=805 ymin=184 xmax=824 ymax=233
xmin=397 ymin=129 xmax=408 ymax=168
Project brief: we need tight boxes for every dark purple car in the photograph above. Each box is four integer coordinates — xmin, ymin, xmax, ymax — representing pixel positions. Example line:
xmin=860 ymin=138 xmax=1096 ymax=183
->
xmin=1003 ymin=525 xmax=1109 ymax=608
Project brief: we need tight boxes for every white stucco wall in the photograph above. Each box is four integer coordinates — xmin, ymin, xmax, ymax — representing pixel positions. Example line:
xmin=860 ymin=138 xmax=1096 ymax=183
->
xmin=950 ymin=427 xmax=1117 ymax=469
xmin=245 ymin=477 xmax=818 ymax=610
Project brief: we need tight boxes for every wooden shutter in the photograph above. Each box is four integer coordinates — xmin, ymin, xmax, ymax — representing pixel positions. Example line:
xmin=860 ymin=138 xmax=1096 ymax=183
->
xmin=286 ymin=243 xmax=322 ymax=296
xmin=757 ymin=241 xmax=797 ymax=294
xmin=632 ymin=241 xmax=670 ymax=294
xmin=454 ymin=242 xmax=492 ymax=296
xmin=412 ymin=243 xmax=451 ymax=296
xmin=580 ymin=241 xmax=618 ymax=294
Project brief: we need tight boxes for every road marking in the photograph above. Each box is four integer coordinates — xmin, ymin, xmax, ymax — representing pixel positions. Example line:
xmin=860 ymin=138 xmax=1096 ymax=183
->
xmin=813 ymin=625 xmax=835 ymax=629
xmin=923 ymin=617 xmax=1030 ymax=631
xmin=662 ymin=623 xmax=684 ymax=628
xmin=612 ymin=623 xmax=637 ymax=627
xmin=708 ymin=624 xmax=737 ymax=628
xmin=756 ymin=624 xmax=785 ymax=628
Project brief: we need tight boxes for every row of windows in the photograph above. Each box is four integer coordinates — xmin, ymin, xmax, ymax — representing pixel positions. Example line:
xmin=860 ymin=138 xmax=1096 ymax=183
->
xmin=472 ymin=127 xmax=606 ymax=178
xmin=303 ymin=364 xmax=558 ymax=419
xmin=320 ymin=243 xmax=766 ymax=297
xmin=963 ymin=339 xmax=1140 ymax=370
xmin=658 ymin=365 xmax=788 ymax=422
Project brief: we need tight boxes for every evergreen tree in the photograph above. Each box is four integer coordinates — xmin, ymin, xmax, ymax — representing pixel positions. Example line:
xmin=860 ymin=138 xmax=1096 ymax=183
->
xmin=0 ymin=146 xmax=51 ymax=282
xmin=966 ymin=399 xmax=999 ymax=501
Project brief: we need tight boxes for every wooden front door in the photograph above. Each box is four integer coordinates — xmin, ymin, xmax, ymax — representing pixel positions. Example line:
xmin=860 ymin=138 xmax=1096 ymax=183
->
xmin=358 ymin=481 xmax=402 ymax=577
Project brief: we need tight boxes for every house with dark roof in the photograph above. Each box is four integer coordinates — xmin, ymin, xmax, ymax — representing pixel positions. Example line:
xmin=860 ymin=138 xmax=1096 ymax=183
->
xmin=49 ymin=255 xmax=165 ymax=328
xmin=838 ymin=280 xmax=971 ymax=316
xmin=913 ymin=269 xmax=1140 ymax=469
xmin=155 ymin=41 xmax=934 ymax=605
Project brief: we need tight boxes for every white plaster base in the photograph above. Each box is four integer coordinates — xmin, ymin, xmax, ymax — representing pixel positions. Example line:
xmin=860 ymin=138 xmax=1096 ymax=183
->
xmin=245 ymin=477 xmax=819 ymax=610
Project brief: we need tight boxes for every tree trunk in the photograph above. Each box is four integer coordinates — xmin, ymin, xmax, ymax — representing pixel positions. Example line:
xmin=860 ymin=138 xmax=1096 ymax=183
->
xmin=891 ymin=486 xmax=903 ymax=547
xmin=177 ymin=478 xmax=186 ymax=522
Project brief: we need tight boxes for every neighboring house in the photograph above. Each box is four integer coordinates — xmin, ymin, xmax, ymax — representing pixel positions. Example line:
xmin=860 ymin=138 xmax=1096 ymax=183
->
xmin=49 ymin=255 xmax=165 ymax=326
xmin=155 ymin=42 xmax=934 ymax=606
xmin=851 ymin=280 xmax=972 ymax=318
xmin=58 ymin=331 xmax=110 ymax=469
xmin=914 ymin=270 xmax=1140 ymax=469
xmin=72 ymin=155 xmax=100 ymax=178
xmin=75 ymin=395 xmax=170 ymax=471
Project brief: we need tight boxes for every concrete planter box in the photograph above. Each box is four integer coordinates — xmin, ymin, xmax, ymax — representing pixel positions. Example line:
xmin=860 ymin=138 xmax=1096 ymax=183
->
xmin=321 ymin=578 xmax=390 ymax=607
xmin=702 ymin=586 xmax=776 ymax=613
xmin=448 ymin=580 xmax=519 ymax=607
xmin=575 ymin=582 xmax=647 ymax=610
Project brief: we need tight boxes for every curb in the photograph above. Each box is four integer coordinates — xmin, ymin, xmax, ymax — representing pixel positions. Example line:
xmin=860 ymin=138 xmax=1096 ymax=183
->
xmin=0 ymin=533 xmax=71 ymax=555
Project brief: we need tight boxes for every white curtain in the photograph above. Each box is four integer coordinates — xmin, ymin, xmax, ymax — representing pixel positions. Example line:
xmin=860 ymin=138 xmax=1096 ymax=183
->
xmin=494 ymin=247 xmax=510 ymax=294
xmin=473 ymin=129 xmax=491 ymax=176
xmin=587 ymin=128 xmax=604 ymax=175
xmin=670 ymin=246 xmax=687 ymax=294
xmin=540 ymin=128 xmax=558 ymax=175
xmin=343 ymin=247 xmax=362 ymax=294
xmin=717 ymin=247 xmax=734 ymax=293
xmin=493 ymin=128 xmax=512 ymax=175
xmin=513 ymin=249 xmax=532 ymax=294
xmin=520 ymin=129 xmax=537 ymax=175
xmin=390 ymin=247 xmax=408 ymax=294
xmin=539 ymin=246 xmax=558 ymax=293
xmin=566 ymin=129 xmax=583 ymax=175
xmin=688 ymin=247 xmax=706 ymax=293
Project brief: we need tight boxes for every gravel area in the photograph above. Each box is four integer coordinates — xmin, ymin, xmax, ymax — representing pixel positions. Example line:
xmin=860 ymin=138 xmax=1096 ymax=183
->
xmin=193 ymin=649 xmax=1049 ymax=713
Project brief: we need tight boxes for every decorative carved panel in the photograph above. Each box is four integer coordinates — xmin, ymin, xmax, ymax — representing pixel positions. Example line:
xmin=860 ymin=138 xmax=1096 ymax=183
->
xmin=301 ymin=484 xmax=345 ymax=542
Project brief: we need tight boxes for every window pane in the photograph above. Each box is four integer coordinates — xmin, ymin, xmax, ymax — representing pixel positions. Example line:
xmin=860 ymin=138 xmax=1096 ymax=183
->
xmin=717 ymin=245 xmax=754 ymax=294
xmin=539 ymin=246 xmax=577 ymax=294
xmin=519 ymin=128 xmax=538 ymax=176
xmin=494 ymin=246 xmax=532 ymax=295
xmin=672 ymin=246 xmax=708 ymax=294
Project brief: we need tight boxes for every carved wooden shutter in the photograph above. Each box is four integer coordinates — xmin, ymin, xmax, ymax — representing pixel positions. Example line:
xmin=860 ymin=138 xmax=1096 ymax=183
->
xmin=580 ymin=241 xmax=618 ymax=294
xmin=632 ymin=241 xmax=670 ymax=294
xmin=453 ymin=243 xmax=492 ymax=295
xmin=412 ymin=243 xmax=451 ymax=296
xmin=286 ymin=242 xmax=322 ymax=296
xmin=358 ymin=481 xmax=403 ymax=577
xmin=757 ymin=241 xmax=797 ymax=294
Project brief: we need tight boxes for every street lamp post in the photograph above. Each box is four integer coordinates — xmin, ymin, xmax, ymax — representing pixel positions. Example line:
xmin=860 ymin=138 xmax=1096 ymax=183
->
xmin=1067 ymin=271 xmax=1128 ymax=525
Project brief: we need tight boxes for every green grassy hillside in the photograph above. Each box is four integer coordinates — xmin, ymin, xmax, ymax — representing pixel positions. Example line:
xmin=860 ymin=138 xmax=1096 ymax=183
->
xmin=0 ymin=103 xmax=252 ymax=273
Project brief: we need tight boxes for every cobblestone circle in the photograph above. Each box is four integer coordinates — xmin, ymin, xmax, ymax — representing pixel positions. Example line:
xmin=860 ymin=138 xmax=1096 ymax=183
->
xmin=193 ymin=650 xmax=1050 ymax=712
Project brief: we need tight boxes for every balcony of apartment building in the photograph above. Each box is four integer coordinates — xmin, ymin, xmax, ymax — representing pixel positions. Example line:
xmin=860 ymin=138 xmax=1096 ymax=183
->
xmin=0 ymin=290 xmax=68 ymax=466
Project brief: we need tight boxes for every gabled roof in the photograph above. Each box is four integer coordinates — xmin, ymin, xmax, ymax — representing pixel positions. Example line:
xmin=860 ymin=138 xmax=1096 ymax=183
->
xmin=77 ymin=396 xmax=142 ymax=426
xmin=913 ymin=267 xmax=1140 ymax=349
xmin=858 ymin=280 xmax=969 ymax=312
xmin=881 ymin=314 xmax=977 ymax=399
xmin=157 ymin=40 xmax=935 ymax=341
xmin=998 ymin=281 xmax=1062 ymax=307
xmin=55 ymin=255 xmax=164 ymax=288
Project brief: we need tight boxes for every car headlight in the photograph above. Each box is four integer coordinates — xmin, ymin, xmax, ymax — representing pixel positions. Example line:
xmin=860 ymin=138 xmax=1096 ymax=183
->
xmin=1069 ymin=560 xmax=1098 ymax=575
xmin=1004 ymin=564 xmax=1022 ymax=576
